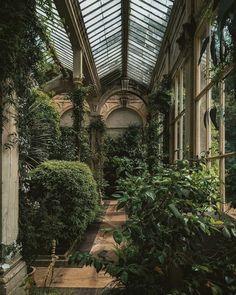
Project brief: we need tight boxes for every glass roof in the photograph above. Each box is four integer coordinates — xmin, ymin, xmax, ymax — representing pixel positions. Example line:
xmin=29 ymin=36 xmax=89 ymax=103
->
xmin=78 ymin=0 xmax=174 ymax=86
xmin=37 ymin=0 xmax=174 ymax=87
xmin=79 ymin=0 xmax=122 ymax=78
xmin=127 ymin=0 xmax=173 ymax=84
xmin=37 ymin=3 xmax=73 ymax=71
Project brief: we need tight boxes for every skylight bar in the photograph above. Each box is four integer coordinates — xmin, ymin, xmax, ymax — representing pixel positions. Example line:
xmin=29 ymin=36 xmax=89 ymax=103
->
xmin=90 ymin=28 xmax=121 ymax=48
xmin=129 ymin=34 xmax=160 ymax=53
xmin=130 ymin=14 xmax=165 ymax=38
xmin=128 ymin=48 xmax=156 ymax=65
xmin=129 ymin=18 xmax=164 ymax=40
xmin=98 ymin=62 xmax=122 ymax=75
xmin=127 ymin=64 xmax=149 ymax=77
xmin=129 ymin=24 xmax=162 ymax=46
xmin=131 ymin=6 xmax=168 ymax=28
xmin=83 ymin=0 xmax=119 ymax=19
xmin=95 ymin=47 xmax=122 ymax=63
xmin=129 ymin=41 xmax=157 ymax=59
xmin=95 ymin=53 xmax=121 ymax=68
xmin=88 ymin=19 xmax=121 ymax=42
xmin=92 ymin=34 xmax=121 ymax=52
xmin=93 ymin=42 xmax=122 ymax=59
xmin=127 ymin=69 xmax=149 ymax=84
xmin=88 ymin=17 xmax=121 ymax=39
xmin=127 ymin=60 xmax=152 ymax=76
xmin=97 ymin=56 xmax=122 ymax=70
xmin=138 ymin=0 xmax=172 ymax=16
xmin=130 ymin=1 xmax=169 ymax=24
xmin=129 ymin=28 xmax=162 ymax=48
xmin=128 ymin=53 xmax=154 ymax=69
xmin=86 ymin=10 xmax=121 ymax=33
xmin=99 ymin=66 xmax=121 ymax=77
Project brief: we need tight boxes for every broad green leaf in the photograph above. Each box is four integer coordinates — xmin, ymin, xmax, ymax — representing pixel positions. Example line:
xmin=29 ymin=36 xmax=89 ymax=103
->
xmin=198 ymin=36 xmax=210 ymax=65
xmin=94 ymin=260 xmax=103 ymax=272
xmin=113 ymin=230 xmax=123 ymax=244
xmin=222 ymin=227 xmax=231 ymax=239
xmin=168 ymin=203 xmax=182 ymax=219
xmin=120 ymin=271 xmax=128 ymax=284
xmin=231 ymin=227 xmax=236 ymax=238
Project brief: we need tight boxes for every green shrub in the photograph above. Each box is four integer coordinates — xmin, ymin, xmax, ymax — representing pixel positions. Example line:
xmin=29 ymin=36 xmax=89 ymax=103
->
xmin=22 ymin=160 xmax=99 ymax=259
xmin=26 ymin=89 xmax=61 ymax=167
xmin=104 ymin=125 xmax=146 ymax=196
xmin=71 ymin=161 xmax=236 ymax=295
xmin=51 ymin=127 xmax=79 ymax=161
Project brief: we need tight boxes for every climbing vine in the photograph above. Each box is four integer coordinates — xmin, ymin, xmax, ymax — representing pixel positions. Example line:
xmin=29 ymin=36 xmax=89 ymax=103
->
xmin=70 ymin=86 xmax=92 ymax=163
xmin=147 ymin=75 xmax=172 ymax=172
xmin=0 ymin=0 xmax=65 ymax=267
xmin=89 ymin=116 xmax=106 ymax=194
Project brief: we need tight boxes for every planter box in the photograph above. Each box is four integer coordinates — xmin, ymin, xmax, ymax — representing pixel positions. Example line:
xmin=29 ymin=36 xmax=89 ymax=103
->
xmin=33 ymin=223 xmax=100 ymax=267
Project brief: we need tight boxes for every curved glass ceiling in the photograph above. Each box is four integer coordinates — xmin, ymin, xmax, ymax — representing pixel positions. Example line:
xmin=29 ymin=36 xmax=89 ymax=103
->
xmin=128 ymin=0 xmax=173 ymax=84
xmin=79 ymin=0 xmax=174 ymax=85
xmin=79 ymin=0 xmax=122 ymax=78
xmin=37 ymin=3 xmax=73 ymax=70
xmin=37 ymin=0 xmax=174 ymax=87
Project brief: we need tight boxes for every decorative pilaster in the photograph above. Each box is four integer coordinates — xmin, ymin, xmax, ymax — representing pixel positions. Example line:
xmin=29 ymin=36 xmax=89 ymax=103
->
xmin=89 ymin=115 xmax=106 ymax=197
xmin=0 ymin=103 xmax=27 ymax=294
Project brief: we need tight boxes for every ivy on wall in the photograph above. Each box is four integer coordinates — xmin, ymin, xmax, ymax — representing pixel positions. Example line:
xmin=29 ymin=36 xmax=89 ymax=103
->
xmin=89 ymin=116 xmax=106 ymax=194
xmin=147 ymin=75 xmax=172 ymax=172
xmin=70 ymin=87 xmax=92 ymax=163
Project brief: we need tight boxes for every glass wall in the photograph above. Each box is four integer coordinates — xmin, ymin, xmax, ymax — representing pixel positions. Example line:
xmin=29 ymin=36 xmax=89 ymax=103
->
xmin=195 ymin=21 xmax=236 ymax=211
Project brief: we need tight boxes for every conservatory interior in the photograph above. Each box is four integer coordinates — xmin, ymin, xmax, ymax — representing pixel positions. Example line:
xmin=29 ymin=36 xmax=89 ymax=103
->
xmin=0 ymin=0 xmax=236 ymax=294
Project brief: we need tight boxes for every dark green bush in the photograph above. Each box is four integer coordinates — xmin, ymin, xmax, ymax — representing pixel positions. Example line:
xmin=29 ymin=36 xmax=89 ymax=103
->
xmin=71 ymin=161 xmax=236 ymax=295
xmin=104 ymin=125 xmax=147 ymax=196
xmin=22 ymin=160 xmax=99 ymax=258
xmin=51 ymin=127 xmax=79 ymax=161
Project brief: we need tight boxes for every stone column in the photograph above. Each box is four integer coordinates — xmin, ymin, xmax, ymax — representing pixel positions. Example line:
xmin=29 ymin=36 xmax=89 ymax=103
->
xmin=0 ymin=103 xmax=26 ymax=295
xmin=89 ymin=115 xmax=105 ymax=198
xmin=73 ymin=48 xmax=83 ymax=87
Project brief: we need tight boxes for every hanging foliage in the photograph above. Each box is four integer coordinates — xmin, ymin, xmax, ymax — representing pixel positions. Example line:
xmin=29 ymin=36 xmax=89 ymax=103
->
xmin=198 ymin=0 xmax=236 ymax=79
xmin=147 ymin=75 xmax=172 ymax=171
xmin=70 ymin=86 xmax=92 ymax=163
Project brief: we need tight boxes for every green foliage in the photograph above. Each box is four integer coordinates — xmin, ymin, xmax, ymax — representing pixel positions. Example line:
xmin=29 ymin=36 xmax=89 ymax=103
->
xmin=226 ymin=163 xmax=236 ymax=208
xmin=147 ymin=75 xmax=172 ymax=170
xmin=89 ymin=117 xmax=106 ymax=134
xmin=89 ymin=116 xmax=106 ymax=192
xmin=17 ymin=89 xmax=60 ymax=192
xmin=28 ymin=90 xmax=60 ymax=164
xmin=51 ymin=127 xmax=79 ymax=161
xmin=71 ymin=161 xmax=236 ymax=294
xmin=20 ymin=160 xmax=99 ymax=263
xmin=104 ymin=125 xmax=147 ymax=196
xmin=69 ymin=86 xmax=92 ymax=162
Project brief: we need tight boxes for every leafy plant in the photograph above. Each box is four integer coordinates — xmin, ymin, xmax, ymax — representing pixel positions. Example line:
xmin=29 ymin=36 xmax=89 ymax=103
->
xmin=69 ymin=86 xmax=92 ymax=162
xmin=147 ymin=75 xmax=172 ymax=169
xmin=20 ymin=160 xmax=100 ymax=262
xmin=71 ymin=160 xmax=236 ymax=295
xmin=51 ymin=127 xmax=79 ymax=161
xmin=103 ymin=125 xmax=146 ymax=196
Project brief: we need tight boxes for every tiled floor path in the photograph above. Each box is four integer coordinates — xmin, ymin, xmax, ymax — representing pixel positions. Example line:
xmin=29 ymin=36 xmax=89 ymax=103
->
xmin=34 ymin=200 xmax=126 ymax=294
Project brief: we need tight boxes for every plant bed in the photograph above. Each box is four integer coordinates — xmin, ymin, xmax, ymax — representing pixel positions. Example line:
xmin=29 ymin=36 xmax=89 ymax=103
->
xmin=34 ymin=222 xmax=101 ymax=267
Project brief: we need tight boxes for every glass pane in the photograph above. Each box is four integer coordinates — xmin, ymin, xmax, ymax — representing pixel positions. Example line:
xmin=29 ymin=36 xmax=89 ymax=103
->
xmin=199 ymin=95 xmax=208 ymax=156
xmin=225 ymin=157 xmax=236 ymax=213
xmin=37 ymin=3 xmax=73 ymax=70
xmin=210 ymin=85 xmax=220 ymax=157
xmin=225 ymin=72 xmax=236 ymax=153
xmin=199 ymin=29 xmax=209 ymax=92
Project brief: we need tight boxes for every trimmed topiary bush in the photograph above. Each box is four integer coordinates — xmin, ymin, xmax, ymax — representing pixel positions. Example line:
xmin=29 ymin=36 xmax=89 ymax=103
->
xmin=22 ymin=160 xmax=99 ymax=256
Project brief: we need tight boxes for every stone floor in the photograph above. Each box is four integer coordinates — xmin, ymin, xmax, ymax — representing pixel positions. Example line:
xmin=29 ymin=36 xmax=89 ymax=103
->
xmin=34 ymin=200 xmax=126 ymax=292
